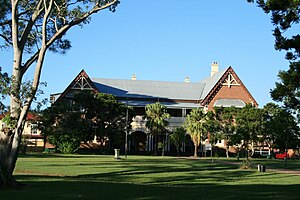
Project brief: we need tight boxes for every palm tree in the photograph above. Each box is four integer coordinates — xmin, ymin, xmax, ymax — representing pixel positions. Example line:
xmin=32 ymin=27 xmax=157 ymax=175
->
xmin=183 ymin=108 xmax=208 ymax=158
xmin=144 ymin=102 xmax=170 ymax=155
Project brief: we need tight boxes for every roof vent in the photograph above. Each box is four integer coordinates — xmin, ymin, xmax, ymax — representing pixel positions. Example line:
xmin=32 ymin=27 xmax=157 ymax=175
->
xmin=132 ymin=74 xmax=136 ymax=80
xmin=211 ymin=62 xmax=219 ymax=77
xmin=184 ymin=77 xmax=190 ymax=83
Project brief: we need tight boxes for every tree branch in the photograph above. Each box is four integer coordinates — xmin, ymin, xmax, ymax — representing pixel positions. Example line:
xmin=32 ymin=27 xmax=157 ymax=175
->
xmin=0 ymin=19 xmax=12 ymax=26
xmin=19 ymin=0 xmax=44 ymax=50
xmin=0 ymin=10 xmax=29 ymax=26
xmin=22 ymin=0 xmax=119 ymax=74
xmin=0 ymin=33 xmax=12 ymax=45
xmin=22 ymin=51 xmax=40 ymax=72
xmin=45 ymin=0 xmax=119 ymax=48
xmin=11 ymin=0 xmax=20 ymax=49
xmin=42 ymin=0 xmax=54 ymax=46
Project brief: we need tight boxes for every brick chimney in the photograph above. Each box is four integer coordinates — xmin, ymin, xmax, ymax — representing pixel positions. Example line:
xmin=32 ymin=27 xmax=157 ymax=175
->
xmin=211 ymin=62 xmax=219 ymax=77
xmin=184 ymin=76 xmax=190 ymax=83
xmin=132 ymin=74 xmax=136 ymax=80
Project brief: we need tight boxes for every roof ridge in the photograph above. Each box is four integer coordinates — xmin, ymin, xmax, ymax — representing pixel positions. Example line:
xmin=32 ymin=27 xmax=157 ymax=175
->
xmin=91 ymin=77 xmax=204 ymax=84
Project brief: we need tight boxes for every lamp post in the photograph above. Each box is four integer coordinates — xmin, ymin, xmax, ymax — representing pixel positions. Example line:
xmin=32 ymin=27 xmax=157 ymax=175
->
xmin=125 ymin=98 xmax=128 ymax=159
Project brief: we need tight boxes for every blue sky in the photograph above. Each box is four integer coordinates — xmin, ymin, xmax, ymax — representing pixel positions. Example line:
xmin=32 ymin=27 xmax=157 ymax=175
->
xmin=0 ymin=0 xmax=290 ymax=108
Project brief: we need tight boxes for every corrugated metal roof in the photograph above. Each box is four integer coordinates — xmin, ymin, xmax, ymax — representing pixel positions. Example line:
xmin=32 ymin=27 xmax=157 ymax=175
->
xmin=199 ymin=67 xmax=228 ymax=99
xmin=92 ymin=78 xmax=206 ymax=100
xmin=86 ymin=67 xmax=227 ymax=102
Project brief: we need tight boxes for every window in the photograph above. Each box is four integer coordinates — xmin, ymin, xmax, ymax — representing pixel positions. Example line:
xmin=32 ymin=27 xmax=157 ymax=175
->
xmin=31 ymin=124 xmax=38 ymax=135
xmin=186 ymin=109 xmax=192 ymax=115
xmin=134 ymin=107 xmax=145 ymax=116
xmin=167 ymin=108 xmax=182 ymax=117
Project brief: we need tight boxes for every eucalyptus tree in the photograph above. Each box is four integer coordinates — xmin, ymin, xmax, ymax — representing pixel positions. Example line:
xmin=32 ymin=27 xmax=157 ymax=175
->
xmin=144 ymin=102 xmax=170 ymax=155
xmin=0 ymin=0 xmax=120 ymax=189
xmin=183 ymin=108 xmax=208 ymax=158
xmin=170 ymin=126 xmax=186 ymax=158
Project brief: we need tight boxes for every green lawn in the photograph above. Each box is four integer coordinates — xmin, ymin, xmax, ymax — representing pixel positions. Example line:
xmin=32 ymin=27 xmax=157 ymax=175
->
xmin=216 ymin=157 xmax=300 ymax=170
xmin=1 ymin=154 xmax=300 ymax=200
xmin=252 ymin=158 xmax=300 ymax=171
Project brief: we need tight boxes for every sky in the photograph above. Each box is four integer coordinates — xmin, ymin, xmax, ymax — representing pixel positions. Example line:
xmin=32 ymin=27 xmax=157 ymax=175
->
xmin=0 ymin=0 xmax=291 ymax=108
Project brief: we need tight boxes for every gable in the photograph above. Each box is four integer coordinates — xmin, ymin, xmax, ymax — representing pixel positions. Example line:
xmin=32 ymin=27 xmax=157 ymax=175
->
xmin=201 ymin=67 xmax=258 ymax=109
xmin=53 ymin=70 xmax=98 ymax=104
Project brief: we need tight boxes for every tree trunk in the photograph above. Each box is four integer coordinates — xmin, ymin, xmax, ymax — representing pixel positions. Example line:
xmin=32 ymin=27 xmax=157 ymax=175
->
xmin=211 ymin=145 xmax=214 ymax=163
xmin=0 ymin=31 xmax=25 ymax=189
xmin=0 ymin=37 xmax=45 ymax=190
xmin=194 ymin=144 xmax=198 ymax=158
xmin=236 ymin=148 xmax=240 ymax=161
xmin=251 ymin=141 xmax=255 ymax=157
xmin=153 ymin=134 xmax=158 ymax=156
xmin=226 ymin=146 xmax=230 ymax=158
xmin=0 ymin=127 xmax=24 ymax=189
xmin=285 ymin=141 xmax=288 ymax=166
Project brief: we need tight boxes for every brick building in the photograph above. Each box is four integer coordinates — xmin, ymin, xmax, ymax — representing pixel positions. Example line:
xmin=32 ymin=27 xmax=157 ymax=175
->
xmin=51 ymin=62 xmax=257 ymax=155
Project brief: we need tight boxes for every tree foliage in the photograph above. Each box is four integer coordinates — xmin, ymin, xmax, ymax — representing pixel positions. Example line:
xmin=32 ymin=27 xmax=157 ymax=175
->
xmin=234 ymin=104 xmax=264 ymax=162
xmin=263 ymin=103 xmax=299 ymax=151
xmin=41 ymin=101 xmax=90 ymax=154
xmin=248 ymin=0 xmax=300 ymax=119
xmin=75 ymin=92 xmax=134 ymax=150
xmin=41 ymin=91 xmax=133 ymax=153
xmin=170 ymin=127 xmax=186 ymax=158
xmin=183 ymin=108 xmax=208 ymax=158
xmin=0 ymin=67 xmax=10 ymax=111
xmin=144 ymin=102 xmax=170 ymax=155
xmin=214 ymin=106 xmax=237 ymax=158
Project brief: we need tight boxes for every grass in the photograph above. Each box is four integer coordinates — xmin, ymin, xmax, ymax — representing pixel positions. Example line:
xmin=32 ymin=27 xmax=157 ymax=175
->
xmin=252 ymin=158 xmax=300 ymax=171
xmin=216 ymin=156 xmax=300 ymax=170
xmin=1 ymin=154 xmax=300 ymax=200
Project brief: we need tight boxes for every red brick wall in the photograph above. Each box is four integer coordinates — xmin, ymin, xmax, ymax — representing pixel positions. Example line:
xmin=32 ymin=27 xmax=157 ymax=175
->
xmin=207 ymin=85 xmax=256 ymax=111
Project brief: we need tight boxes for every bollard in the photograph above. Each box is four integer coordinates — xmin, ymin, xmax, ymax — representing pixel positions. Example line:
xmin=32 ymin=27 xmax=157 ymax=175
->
xmin=114 ymin=149 xmax=121 ymax=159
xmin=261 ymin=165 xmax=266 ymax=172
xmin=258 ymin=164 xmax=266 ymax=172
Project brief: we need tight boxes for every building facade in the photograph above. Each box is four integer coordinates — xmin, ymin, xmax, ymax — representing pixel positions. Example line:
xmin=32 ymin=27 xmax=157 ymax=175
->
xmin=51 ymin=63 xmax=257 ymax=155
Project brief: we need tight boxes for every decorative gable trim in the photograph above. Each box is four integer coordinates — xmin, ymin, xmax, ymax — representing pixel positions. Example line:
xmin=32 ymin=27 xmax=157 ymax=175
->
xmin=201 ymin=67 xmax=258 ymax=107
xmin=222 ymin=72 xmax=240 ymax=88
xmin=53 ymin=69 xmax=98 ymax=104
xmin=72 ymin=74 xmax=94 ymax=90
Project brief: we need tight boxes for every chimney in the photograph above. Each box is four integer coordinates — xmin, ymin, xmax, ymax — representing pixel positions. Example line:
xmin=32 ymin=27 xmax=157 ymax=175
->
xmin=211 ymin=62 xmax=219 ymax=77
xmin=184 ymin=77 xmax=190 ymax=83
xmin=131 ymin=74 xmax=136 ymax=80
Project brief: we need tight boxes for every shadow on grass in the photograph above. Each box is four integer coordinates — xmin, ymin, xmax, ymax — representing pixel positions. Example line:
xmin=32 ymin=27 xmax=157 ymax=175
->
xmin=19 ymin=153 xmax=106 ymax=159
xmin=2 ymin=175 xmax=300 ymax=200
